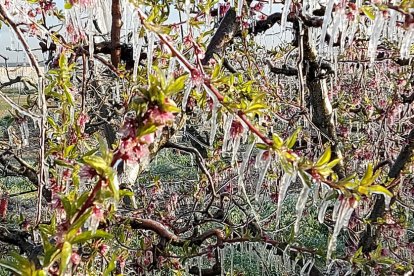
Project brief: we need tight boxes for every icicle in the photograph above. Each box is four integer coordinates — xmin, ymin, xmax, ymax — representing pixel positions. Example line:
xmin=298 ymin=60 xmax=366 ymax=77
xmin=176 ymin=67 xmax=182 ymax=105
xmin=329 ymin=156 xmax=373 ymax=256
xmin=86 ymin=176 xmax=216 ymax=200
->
xmin=318 ymin=200 xmax=330 ymax=223
xmin=132 ymin=17 xmax=143 ymax=81
xmin=146 ymin=32 xmax=155 ymax=77
xmin=182 ymin=84 xmax=192 ymax=111
xmin=294 ymin=180 xmax=311 ymax=235
xmin=255 ymin=156 xmax=271 ymax=200
xmin=19 ymin=119 xmax=29 ymax=147
xmin=231 ymin=135 xmax=242 ymax=165
xmin=237 ymin=0 xmax=243 ymax=17
xmin=198 ymin=257 xmax=202 ymax=276
xmin=69 ymin=106 xmax=75 ymax=125
xmin=185 ymin=0 xmax=191 ymax=21
xmin=331 ymin=197 xmax=342 ymax=221
xmin=327 ymin=198 xmax=357 ymax=260
xmin=301 ymin=258 xmax=315 ymax=276
xmin=220 ymin=247 xmax=224 ymax=276
xmin=238 ymin=139 xmax=256 ymax=186
xmin=400 ymin=28 xmax=414 ymax=60
xmin=318 ymin=0 xmax=335 ymax=54
xmin=87 ymin=7 xmax=94 ymax=59
xmin=327 ymin=10 xmax=343 ymax=60
xmin=275 ymin=172 xmax=296 ymax=228
xmin=222 ymin=114 xmax=234 ymax=153
xmin=368 ymin=12 xmax=385 ymax=63
xmin=280 ymin=0 xmax=291 ymax=35
xmin=283 ymin=245 xmax=291 ymax=273
xmin=167 ymin=57 xmax=176 ymax=81
xmin=254 ymin=150 xmax=264 ymax=168
xmin=384 ymin=195 xmax=391 ymax=210
xmin=230 ymin=244 xmax=234 ymax=275
xmin=387 ymin=10 xmax=397 ymax=41
xmin=209 ymin=101 xmax=219 ymax=146
xmin=114 ymin=81 xmax=120 ymax=103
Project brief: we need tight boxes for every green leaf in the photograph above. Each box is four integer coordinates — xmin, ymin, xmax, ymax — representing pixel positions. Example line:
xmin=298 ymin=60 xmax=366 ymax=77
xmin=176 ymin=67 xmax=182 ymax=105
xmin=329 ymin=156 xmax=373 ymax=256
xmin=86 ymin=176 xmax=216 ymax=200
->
xmin=64 ymin=144 xmax=76 ymax=158
xmin=103 ymin=253 xmax=117 ymax=276
xmin=256 ymin=143 xmax=269 ymax=150
xmin=64 ymin=1 xmax=73 ymax=9
xmin=361 ymin=5 xmax=376 ymax=20
xmin=71 ymin=230 xmax=113 ymax=244
xmin=43 ymin=247 xmax=59 ymax=267
xmin=366 ymin=185 xmax=393 ymax=198
xmin=326 ymin=158 xmax=341 ymax=169
xmin=61 ymin=196 xmax=73 ymax=218
xmin=58 ymin=53 xmax=67 ymax=69
xmin=108 ymin=170 xmax=120 ymax=201
xmin=83 ymin=155 xmax=110 ymax=175
xmin=137 ymin=124 xmax=157 ymax=136
xmin=67 ymin=210 xmax=92 ymax=239
xmin=59 ymin=242 xmax=72 ymax=276
xmin=272 ymin=133 xmax=283 ymax=149
xmin=360 ymin=163 xmax=374 ymax=186
xmin=316 ymin=147 xmax=331 ymax=166
xmin=284 ymin=128 xmax=301 ymax=149
xmin=344 ymin=181 xmax=359 ymax=190
xmin=244 ymin=103 xmax=267 ymax=114
xmin=211 ymin=62 xmax=221 ymax=79
xmin=167 ymin=75 xmax=188 ymax=95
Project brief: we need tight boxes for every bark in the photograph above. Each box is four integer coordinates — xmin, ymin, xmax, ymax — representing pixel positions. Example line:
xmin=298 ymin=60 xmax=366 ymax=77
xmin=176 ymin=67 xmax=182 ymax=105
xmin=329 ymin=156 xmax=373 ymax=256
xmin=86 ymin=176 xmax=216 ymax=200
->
xmin=111 ymin=0 xmax=122 ymax=67
xmin=303 ymin=30 xmax=345 ymax=179
xmin=201 ymin=8 xmax=238 ymax=65
xmin=0 ymin=227 xmax=41 ymax=268
xmin=0 ymin=151 xmax=52 ymax=201
xmin=359 ymin=128 xmax=414 ymax=253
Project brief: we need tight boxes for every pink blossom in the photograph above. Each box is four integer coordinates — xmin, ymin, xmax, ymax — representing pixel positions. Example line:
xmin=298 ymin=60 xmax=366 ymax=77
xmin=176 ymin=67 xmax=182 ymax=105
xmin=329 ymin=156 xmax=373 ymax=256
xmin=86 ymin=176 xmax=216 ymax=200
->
xmin=99 ymin=244 xmax=109 ymax=255
xmin=147 ymin=107 xmax=175 ymax=126
xmin=77 ymin=113 xmax=90 ymax=134
xmin=242 ymin=20 xmax=250 ymax=29
xmin=118 ymin=138 xmax=149 ymax=162
xmin=230 ymin=120 xmax=244 ymax=138
xmin=71 ymin=252 xmax=81 ymax=265
xmin=69 ymin=0 xmax=94 ymax=7
xmin=251 ymin=2 xmax=264 ymax=12
xmin=139 ymin=133 xmax=155 ymax=144
xmin=194 ymin=44 xmax=205 ymax=60
xmin=190 ymin=68 xmax=204 ymax=88
xmin=79 ymin=165 xmax=98 ymax=180
xmin=258 ymin=14 xmax=267 ymax=20
xmin=119 ymin=116 xmax=137 ymax=138
xmin=219 ymin=2 xmax=230 ymax=17
xmin=92 ymin=205 xmax=104 ymax=221
xmin=183 ymin=34 xmax=193 ymax=48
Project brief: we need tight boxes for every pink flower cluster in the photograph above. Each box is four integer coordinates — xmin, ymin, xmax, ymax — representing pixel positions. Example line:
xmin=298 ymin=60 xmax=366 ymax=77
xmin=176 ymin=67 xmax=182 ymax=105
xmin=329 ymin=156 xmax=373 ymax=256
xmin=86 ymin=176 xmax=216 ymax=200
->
xmin=68 ymin=0 xmax=94 ymax=7
xmin=146 ymin=106 xmax=175 ymax=126
xmin=77 ymin=112 xmax=90 ymax=134
xmin=115 ymin=105 xmax=174 ymax=163
xmin=230 ymin=120 xmax=244 ymax=138
xmin=219 ymin=2 xmax=230 ymax=17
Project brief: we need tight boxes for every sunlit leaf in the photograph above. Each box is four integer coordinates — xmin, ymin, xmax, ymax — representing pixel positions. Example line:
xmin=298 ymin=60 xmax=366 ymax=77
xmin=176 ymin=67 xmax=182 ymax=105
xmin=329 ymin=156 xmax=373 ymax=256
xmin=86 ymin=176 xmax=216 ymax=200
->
xmin=59 ymin=242 xmax=72 ymax=276
xmin=316 ymin=146 xmax=331 ymax=166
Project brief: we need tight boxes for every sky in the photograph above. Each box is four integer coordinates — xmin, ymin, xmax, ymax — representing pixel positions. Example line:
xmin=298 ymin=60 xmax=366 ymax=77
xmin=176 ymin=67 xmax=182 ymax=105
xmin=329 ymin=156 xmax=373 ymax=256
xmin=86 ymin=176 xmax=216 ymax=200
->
xmin=0 ymin=0 xmax=284 ymax=63
xmin=0 ymin=0 xmax=64 ymax=63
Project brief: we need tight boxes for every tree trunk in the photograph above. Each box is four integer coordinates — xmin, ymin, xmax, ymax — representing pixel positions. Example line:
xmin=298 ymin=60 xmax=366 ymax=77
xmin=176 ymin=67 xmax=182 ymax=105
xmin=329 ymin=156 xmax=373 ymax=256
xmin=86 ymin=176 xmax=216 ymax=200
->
xmin=111 ymin=0 xmax=122 ymax=67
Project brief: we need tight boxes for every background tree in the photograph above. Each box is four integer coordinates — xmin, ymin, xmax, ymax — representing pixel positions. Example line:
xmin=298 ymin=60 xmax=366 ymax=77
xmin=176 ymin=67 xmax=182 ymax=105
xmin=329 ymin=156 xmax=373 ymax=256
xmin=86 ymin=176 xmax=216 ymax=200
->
xmin=0 ymin=0 xmax=413 ymax=275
